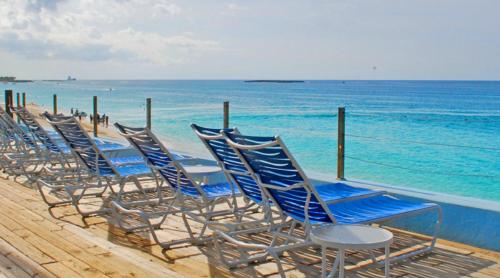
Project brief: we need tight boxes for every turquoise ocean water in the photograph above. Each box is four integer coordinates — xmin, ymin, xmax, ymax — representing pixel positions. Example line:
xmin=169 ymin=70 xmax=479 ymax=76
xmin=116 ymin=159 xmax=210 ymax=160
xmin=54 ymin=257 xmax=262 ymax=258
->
xmin=2 ymin=80 xmax=499 ymax=201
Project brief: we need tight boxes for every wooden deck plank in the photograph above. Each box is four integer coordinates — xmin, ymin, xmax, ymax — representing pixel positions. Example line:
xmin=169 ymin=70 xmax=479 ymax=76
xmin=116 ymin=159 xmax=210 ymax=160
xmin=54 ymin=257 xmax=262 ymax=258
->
xmin=42 ymin=262 xmax=83 ymax=278
xmin=0 ymin=209 xmax=107 ymax=278
xmin=0 ymin=195 xmax=181 ymax=278
xmin=0 ymin=253 xmax=32 ymax=278
xmin=0 ymin=224 xmax=56 ymax=265
xmin=0 ymin=237 xmax=55 ymax=278
xmin=0 ymin=176 xmax=499 ymax=278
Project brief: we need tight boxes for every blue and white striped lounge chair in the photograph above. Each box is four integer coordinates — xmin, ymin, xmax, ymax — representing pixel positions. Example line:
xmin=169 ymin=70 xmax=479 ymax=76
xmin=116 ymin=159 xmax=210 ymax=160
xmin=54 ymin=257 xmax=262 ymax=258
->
xmin=42 ymin=114 xmax=155 ymax=217
xmin=11 ymin=107 xmax=91 ymax=207
xmin=14 ymin=108 xmax=75 ymax=167
xmin=192 ymin=124 xmax=385 ymax=206
xmin=191 ymin=124 xmax=387 ymax=268
xmin=222 ymin=131 xmax=442 ymax=276
xmin=0 ymin=106 xmax=48 ymax=180
xmin=112 ymin=123 xmax=246 ymax=249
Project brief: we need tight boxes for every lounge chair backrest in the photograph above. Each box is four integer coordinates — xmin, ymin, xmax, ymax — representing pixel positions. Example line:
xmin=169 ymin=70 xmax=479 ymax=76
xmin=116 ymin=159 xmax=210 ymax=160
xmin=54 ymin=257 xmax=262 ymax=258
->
xmin=114 ymin=123 xmax=200 ymax=197
xmin=45 ymin=112 xmax=114 ymax=176
xmin=0 ymin=106 xmax=38 ymax=150
xmin=0 ymin=110 xmax=19 ymax=146
xmin=191 ymin=124 xmax=263 ymax=203
xmin=14 ymin=108 xmax=62 ymax=153
xmin=223 ymin=132 xmax=335 ymax=225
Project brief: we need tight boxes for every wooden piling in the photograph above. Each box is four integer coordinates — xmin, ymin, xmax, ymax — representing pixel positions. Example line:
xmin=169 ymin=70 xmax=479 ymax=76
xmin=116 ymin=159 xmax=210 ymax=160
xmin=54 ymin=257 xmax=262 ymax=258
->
xmin=146 ymin=98 xmax=152 ymax=130
xmin=22 ymin=92 xmax=26 ymax=107
xmin=16 ymin=93 xmax=20 ymax=123
xmin=223 ymin=101 xmax=229 ymax=129
xmin=4 ymin=90 xmax=13 ymax=117
xmin=93 ymin=96 xmax=98 ymax=137
xmin=337 ymin=107 xmax=345 ymax=180
xmin=53 ymin=94 xmax=58 ymax=115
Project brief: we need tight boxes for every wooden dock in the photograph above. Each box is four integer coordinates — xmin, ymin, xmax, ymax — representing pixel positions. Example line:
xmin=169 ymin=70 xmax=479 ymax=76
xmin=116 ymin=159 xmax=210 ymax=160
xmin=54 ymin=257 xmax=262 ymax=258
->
xmin=0 ymin=177 xmax=499 ymax=277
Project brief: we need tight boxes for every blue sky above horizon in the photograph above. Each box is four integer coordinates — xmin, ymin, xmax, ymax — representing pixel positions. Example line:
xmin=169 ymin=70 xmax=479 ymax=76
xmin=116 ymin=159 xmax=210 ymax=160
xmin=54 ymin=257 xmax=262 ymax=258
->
xmin=1 ymin=0 xmax=499 ymax=80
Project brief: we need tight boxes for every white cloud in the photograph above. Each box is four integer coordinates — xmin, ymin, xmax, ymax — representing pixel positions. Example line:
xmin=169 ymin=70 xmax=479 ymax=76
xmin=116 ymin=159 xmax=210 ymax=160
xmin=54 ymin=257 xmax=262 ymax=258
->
xmin=0 ymin=0 xmax=217 ymax=64
xmin=221 ymin=3 xmax=247 ymax=16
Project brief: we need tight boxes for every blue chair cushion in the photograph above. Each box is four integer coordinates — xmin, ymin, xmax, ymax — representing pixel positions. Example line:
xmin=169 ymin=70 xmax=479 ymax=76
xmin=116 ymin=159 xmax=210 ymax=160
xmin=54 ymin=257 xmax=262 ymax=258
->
xmin=56 ymin=143 xmax=71 ymax=154
xmin=327 ymin=195 xmax=438 ymax=225
xmin=109 ymin=155 xmax=144 ymax=165
xmin=114 ymin=163 xmax=152 ymax=176
xmin=315 ymin=182 xmax=383 ymax=204
xmin=97 ymin=142 xmax=131 ymax=152
xmin=180 ymin=182 xmax=240 ymax=199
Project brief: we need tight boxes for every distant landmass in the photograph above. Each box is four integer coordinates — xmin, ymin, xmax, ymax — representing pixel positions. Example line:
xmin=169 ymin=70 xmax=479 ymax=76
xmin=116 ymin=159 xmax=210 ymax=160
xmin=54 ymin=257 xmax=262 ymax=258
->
xmin=43 ymin=76 xmax=77 ymax=82
xmin=244 ymin=80 xmax=304 ymax=83
xmin=0 ymin=76 xmax=32 ymax=83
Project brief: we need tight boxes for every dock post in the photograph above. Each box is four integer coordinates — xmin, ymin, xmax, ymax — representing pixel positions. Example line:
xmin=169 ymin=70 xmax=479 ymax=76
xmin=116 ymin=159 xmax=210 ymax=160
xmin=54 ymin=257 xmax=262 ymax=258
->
xmin=93 ymin=96 xmax=98 ymax=137
xmin=5 ymin=90 xmax=13 ymax=117
xmin=337 ymin=107 xmax=345 ymax=180
xmin=53 ymin=94 xmax=58 ymax=115
xmin=22 ymin=92 xmax=26 ymax=107
xmin=16 ymin=93 xmax=20 ymax=123
xmin=146 ymin=98 xmax=152 ymax=130
xmin=223 ymin=101 xmax=229 ymax=129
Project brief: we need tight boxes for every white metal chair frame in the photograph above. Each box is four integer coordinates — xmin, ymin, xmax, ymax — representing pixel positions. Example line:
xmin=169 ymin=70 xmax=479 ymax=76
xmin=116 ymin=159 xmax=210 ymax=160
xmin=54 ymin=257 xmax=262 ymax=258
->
xmin=223 ymin=132 xmax=443 ymax=277
xmin=43 ymin=115 xmax=158 ymax=217
xmin=111 ymin=124 xmax=254 ymax=250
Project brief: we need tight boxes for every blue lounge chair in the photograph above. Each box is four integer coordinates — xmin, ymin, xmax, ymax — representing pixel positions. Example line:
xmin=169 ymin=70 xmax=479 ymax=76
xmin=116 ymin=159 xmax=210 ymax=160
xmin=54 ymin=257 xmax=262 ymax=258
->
xmin=0 ymin=107 xmax=48 ymax=180
xmin=43 ymin=114 xmax=156 ymax=217
xmin=222 ymin=131 xmax=442 ymax=276
xmin=113 ymin=123 xmax=245 ymax=249
xmin=15 ymin=108 xmax=75 ymax=166
xmin=191 ymin=124 xmax=386 ymax=268
xmin=192 ymin=124 xmax=384 ymax=206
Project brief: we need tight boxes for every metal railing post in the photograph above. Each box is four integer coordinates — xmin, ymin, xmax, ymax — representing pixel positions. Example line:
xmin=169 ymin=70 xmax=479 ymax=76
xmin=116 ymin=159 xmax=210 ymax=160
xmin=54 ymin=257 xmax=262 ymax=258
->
xmin=16 ymin=93 xmax=20 ymax=123
xmin=146 ymin=98 xmax=152 ymax=130
xmin=223 ymin=101 xmax=229 ymax=129
xmin=5 ymin=90 xmax=13 ymax=117
xmin=53 ymin=94 xmax=58 ymax=115
xmin=337 ymin=107 xmax=345 ymax=180
xmin=93 ymin=96 xmax=98 ymax=137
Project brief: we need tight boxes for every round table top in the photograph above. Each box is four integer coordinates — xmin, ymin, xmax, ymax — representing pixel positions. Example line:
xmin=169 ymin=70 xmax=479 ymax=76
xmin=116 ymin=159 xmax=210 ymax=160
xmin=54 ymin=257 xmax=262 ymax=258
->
xmin=182 ymin=164 xmax=221 ymax=174
xmin=311 ymin=224 xmax=393 ymax=250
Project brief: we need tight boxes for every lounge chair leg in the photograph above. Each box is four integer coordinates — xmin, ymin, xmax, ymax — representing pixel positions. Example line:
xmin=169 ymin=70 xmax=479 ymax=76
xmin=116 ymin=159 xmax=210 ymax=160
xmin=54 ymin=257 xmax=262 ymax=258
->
xmin=270 ymin=251 xmax=286 ymax=278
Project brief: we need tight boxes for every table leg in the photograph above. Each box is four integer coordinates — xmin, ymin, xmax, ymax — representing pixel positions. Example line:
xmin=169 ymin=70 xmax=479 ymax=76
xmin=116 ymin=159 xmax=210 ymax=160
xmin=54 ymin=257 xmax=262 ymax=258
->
xmin=339 ymin=248 xmax=345 ymax=278
xmin=321 ymin=245 xmax=327 ymax=278
xmin=384 ymin=245 xmax=390 ymax=278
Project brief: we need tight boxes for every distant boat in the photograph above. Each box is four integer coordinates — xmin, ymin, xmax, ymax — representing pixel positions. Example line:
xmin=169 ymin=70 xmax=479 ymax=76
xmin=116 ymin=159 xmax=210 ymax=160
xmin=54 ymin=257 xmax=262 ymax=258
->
xmin=67 ymin=75 xmax=77 ymax=81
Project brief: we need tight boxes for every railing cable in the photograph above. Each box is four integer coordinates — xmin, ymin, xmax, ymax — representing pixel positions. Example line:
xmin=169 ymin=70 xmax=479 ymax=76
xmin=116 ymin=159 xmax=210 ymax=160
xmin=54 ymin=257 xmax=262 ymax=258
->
xmin=345 ymin=155 xmax=500 ymax=179
xmin=344 ymin=133 xmax=500 ymax=151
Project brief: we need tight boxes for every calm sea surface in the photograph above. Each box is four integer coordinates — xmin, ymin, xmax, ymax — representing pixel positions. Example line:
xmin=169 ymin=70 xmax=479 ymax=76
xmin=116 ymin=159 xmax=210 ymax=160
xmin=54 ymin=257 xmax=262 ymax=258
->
xmin=3 ymin=80 xmax=499 ymax=201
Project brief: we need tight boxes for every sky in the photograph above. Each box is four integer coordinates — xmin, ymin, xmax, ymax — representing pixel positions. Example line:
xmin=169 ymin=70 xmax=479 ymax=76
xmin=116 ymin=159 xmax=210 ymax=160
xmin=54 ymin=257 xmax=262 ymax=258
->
xmin=1 ymin=0 xmax=499 ymax=80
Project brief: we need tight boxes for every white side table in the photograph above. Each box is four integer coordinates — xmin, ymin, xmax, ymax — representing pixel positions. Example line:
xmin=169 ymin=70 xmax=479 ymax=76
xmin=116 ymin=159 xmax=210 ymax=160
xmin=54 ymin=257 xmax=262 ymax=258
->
xmin=311 ymin=224 xmax=393 ymax=278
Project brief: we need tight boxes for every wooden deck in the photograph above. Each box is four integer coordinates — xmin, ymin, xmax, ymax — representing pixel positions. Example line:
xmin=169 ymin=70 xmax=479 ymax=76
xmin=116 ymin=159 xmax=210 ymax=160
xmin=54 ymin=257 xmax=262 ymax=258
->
xmin=0 ymin=177 xmax=499 ymax=278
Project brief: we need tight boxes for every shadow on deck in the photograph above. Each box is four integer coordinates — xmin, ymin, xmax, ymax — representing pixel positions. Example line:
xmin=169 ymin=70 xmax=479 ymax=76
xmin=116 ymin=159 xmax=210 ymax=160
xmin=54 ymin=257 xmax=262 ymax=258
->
xmin=0 ymin=176 xmax=499 ymax=277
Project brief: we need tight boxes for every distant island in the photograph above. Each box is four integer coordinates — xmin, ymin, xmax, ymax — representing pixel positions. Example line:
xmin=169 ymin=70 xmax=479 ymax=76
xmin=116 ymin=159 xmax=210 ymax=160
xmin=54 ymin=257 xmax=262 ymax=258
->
xmin=43 ymin=76 xmax=77 ymax=82
xmin=0 ymin=76 xmax=33 ymax=83
xmin=244 ymin=80 xmax=304 ymax=83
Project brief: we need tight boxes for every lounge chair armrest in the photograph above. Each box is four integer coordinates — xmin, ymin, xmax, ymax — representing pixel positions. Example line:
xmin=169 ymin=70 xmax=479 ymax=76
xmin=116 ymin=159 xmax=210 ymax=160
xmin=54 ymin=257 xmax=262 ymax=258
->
xmin=111 ymin=201 xmax=148 ymax=220
xmin=214 ymin=231 xmax=269 ymax=250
